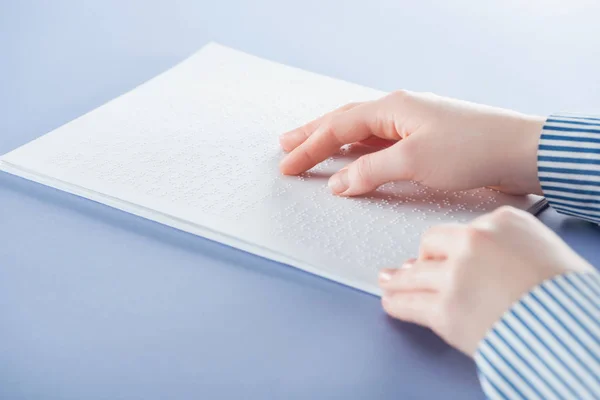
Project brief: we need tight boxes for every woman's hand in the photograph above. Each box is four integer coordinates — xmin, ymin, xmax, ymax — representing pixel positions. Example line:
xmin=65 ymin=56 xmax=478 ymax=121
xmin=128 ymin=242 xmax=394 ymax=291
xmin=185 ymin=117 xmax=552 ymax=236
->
xmin=279 ymin=91 xmax=545 ymax=196
xmin=378 ymin=206 xmax=594 ymax=356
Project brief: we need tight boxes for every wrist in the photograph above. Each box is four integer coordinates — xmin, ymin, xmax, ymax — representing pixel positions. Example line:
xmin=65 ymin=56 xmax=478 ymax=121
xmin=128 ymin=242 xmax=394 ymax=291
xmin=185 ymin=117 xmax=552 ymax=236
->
xmin=522 ymin=114 xmax=545 ymax=195
xmin=504 ymin=114 xmax=545 ymax=195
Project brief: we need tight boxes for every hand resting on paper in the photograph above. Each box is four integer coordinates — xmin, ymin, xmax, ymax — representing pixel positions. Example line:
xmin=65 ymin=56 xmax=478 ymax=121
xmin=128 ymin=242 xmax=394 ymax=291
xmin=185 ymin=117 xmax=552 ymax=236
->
xmin=379 ymin=206 xmax=593 ymax=356
xmin=279 ymin=90 xmax=545 ymax=196
xmin=278 ymin=90 xmax=600 ymax=390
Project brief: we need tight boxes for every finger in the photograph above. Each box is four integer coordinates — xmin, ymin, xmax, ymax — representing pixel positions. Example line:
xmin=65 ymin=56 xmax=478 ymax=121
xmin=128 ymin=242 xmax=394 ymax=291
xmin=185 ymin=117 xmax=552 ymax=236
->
xmin=379 ymin=259 xmax=445 ymax=292
xmin=469 ymin=212 xmax=497 ymax=232
xmin=377 ymin=258 xmax=416 ymax=284
xmin=419 ymin=223 xmax=466 ymax=260
xmin=279 ymin=102 xmax=363 ymax=152
xmin=327 ymin=140 xmax=416 ymax=196
xmin=470 ymin=206 xmax=528 ymax=230
xmin=378 ymin=267 xmax=400 ymax=282
xmin=381 ymin=291 xmax=437 ymax=327
xmin=279 ymin=102 xmax=381 ymax=175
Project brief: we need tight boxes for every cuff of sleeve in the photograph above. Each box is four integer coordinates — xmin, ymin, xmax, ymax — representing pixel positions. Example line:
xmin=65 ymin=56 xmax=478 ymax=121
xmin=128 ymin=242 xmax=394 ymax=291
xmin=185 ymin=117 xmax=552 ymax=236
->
xmin=537 ymin=113 xmax=600 ymax=224
xmin=474 ymin=270 xmax=600 ymax=400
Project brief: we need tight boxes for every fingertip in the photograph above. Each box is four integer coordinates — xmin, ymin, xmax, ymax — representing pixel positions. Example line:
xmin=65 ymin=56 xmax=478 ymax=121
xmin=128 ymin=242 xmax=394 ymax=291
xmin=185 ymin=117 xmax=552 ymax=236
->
xmin=279 ymin=129 xmax=307 ymax=153
xmin=278 ymin=160 xmax=294 ymax=175
xmin=279 ymin=136 xmax=292 ymax=153
xmin=378 ymin=268 xmax=397 ymax=284
xmin=280 ymin=157 xmax=310 ymax=176
xmin=329 ymin=169 xmax=372 ymax=197
xmin=279 ymin=132 xmax=299 ymax=153
xmin=328 ymin=170 xmax=349 ymax=195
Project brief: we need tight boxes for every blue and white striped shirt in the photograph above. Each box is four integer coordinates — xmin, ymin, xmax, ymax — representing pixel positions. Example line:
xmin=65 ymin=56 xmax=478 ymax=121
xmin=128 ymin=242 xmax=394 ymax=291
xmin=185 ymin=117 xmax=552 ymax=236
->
xmin=475 ymin=114 xmax=600 ymax=400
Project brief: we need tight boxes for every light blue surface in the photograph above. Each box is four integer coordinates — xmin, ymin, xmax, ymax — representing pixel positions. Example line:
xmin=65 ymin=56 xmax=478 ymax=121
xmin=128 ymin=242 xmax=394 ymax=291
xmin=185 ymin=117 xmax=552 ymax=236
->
xmin=1 ymin=1 xmax=600 ymax=399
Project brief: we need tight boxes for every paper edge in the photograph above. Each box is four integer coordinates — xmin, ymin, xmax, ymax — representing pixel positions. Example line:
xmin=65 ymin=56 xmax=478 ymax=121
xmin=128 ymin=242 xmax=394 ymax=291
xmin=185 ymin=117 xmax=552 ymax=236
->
xmin=0 ymin=159 xmax=548 ymax=297
xmin=0 ymin=160 xmax=383 ymax=297
xmin=1 ymin=42 xmax=228 ymax=160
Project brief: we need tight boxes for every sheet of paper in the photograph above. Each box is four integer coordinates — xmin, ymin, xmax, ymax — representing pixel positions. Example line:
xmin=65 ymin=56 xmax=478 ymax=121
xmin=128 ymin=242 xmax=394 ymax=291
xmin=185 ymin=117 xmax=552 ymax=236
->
xmin=0 ymin=43 xmax=545 ymax=295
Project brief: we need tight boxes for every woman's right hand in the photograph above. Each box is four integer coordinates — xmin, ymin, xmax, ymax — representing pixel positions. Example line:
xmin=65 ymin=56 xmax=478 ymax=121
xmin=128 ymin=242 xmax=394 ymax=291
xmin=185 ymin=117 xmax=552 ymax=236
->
xmin=378 ymin=205 xmax=595 ymax=357
xmin=279 ymin=90 xmax=545 ymax=197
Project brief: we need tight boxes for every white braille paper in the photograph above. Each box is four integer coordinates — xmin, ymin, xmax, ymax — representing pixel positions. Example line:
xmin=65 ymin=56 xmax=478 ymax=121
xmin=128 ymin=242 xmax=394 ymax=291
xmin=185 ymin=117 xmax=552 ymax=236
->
xmin=0 ymin=43 xmax=546 ymax=295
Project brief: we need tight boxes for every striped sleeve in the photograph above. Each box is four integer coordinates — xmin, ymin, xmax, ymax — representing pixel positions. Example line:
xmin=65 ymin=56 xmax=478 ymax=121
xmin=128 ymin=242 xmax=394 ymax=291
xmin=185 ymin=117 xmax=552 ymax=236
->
xmin=475 ymin=271 xmax=600 ymax=400
xmin=538 ymin=113 xmax=600 ymax=223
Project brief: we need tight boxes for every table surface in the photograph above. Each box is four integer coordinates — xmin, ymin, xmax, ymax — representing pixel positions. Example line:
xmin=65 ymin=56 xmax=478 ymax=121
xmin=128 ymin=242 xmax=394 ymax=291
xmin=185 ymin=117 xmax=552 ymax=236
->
xmin=1 ymin=1 xmax=600 ymax=399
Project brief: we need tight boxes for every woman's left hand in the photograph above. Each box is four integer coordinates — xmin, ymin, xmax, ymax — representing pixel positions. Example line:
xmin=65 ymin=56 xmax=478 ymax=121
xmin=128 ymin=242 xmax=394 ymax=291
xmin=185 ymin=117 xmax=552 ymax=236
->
xmin=379 ymin=206 xmax=594 ymax=356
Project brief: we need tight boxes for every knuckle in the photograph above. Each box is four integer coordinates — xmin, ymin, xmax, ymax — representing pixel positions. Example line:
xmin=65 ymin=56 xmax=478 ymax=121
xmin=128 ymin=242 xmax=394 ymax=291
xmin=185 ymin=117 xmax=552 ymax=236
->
xmin=387 ymin=90 xmax=413 ymax=108
xmin=372 ymin=107 xmax=389 ymax=137
xmin=298 ymin=124 xmax=314 ymax=138
xmin=321 ymin=119 xmax=344 ymax=146
xmin=298 ymin=145 xmax=318 ymax=166
xmin=492 ymin=205 xmax=518 ymax=220
xmin=319 ymin=120 xmax=334 ymax=135
xmin=390 ymin=89 xmax=410 ymax=100
xmin=468 ymin=208 xmax=516 ymax=239
xmin=490 ymin=206 xmax=528 ymax=227
xmin=474 ymin=206 xmax=531 ymax=233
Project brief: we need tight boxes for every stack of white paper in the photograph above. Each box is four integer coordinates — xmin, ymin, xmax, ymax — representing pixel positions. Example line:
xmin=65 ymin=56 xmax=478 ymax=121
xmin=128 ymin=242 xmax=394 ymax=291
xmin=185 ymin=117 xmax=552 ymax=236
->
xmin=0 ymin=43 xmax=545 ymax=295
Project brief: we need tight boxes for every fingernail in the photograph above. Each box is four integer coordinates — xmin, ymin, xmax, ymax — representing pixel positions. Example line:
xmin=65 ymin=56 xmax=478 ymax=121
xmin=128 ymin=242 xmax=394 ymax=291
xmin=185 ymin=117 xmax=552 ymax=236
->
xmin=278 ymin=136 xmax=291 ymax=152
xmin=401 ymin=261 xmax=414 ymax=269
xmin=279 ymin=131 xmax=303 ymax=150
xmin=328 ymin=169 xmax=349 ymax=194
xmin=379 ymin=268 xmax=395 ymax=283
xmin=379 ymin=271 xmax=392 ymax=282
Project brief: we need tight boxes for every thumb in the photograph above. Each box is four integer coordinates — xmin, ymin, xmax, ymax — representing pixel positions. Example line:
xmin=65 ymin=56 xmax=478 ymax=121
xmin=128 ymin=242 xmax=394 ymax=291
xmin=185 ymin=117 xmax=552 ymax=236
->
xmin=328 ymin=141 xmax=415 ymax=196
